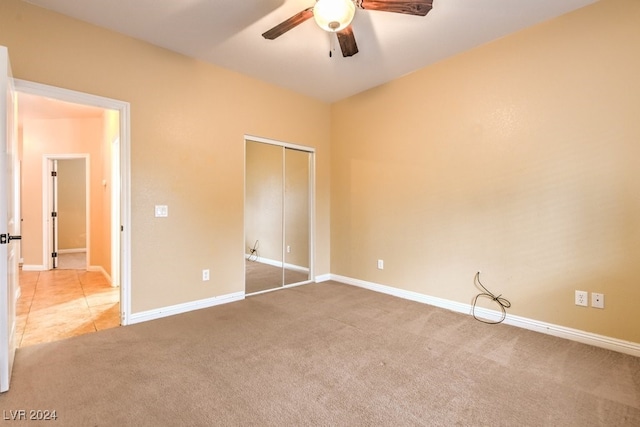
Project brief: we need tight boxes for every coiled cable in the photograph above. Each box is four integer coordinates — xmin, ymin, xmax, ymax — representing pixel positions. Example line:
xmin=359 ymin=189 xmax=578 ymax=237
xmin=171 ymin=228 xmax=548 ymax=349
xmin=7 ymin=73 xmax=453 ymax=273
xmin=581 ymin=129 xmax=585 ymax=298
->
xmin=472 ymin=271 xmax=511 ymax=324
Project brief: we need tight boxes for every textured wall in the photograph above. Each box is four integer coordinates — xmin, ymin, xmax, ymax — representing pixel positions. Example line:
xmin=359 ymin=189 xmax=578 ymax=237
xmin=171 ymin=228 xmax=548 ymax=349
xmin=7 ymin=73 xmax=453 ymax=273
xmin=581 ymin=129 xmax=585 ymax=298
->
xmin=20 ymin=117 xmax=107 ymax=272
xmin=57 ymin=158 xmax=86 ymax=250
xmin=1 ymin=0 xmax=331 ymax=312
xmin=330 ymin=0 xmax=640 ymax=343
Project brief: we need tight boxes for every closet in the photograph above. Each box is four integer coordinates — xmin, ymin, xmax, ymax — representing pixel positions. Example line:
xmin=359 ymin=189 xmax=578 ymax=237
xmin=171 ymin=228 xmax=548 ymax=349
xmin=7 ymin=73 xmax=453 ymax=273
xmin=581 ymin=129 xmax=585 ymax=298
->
xmin=245 ymin=138 xmax=313 ymax=294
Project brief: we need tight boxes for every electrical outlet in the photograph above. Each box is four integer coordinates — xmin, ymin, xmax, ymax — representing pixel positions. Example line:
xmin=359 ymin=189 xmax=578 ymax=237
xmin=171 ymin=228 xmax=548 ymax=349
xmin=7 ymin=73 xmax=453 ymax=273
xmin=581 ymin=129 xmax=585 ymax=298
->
xmin=202 ymin=269 xmax=210 ymax=281
xmin=591 ymin=292 xmax=604 ymax=309
xmin=286 ymin=245 xmax=291 ymax=253
xmin=575 ymin=290 xmax=588 ymax=307
xmin=377 ymin=259 xmax=384 ymax=270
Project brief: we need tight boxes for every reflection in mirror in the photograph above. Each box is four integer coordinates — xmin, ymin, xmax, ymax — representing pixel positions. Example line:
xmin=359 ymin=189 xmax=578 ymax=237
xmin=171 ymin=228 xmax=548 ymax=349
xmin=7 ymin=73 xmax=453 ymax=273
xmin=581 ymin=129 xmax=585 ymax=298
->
xmin=245 ymin=139 xmax=312 ymax=294
xmin=284 ymin=148 xmax=310 ymax=285
xmin=245 ymin=141 xmax=283 ymax=293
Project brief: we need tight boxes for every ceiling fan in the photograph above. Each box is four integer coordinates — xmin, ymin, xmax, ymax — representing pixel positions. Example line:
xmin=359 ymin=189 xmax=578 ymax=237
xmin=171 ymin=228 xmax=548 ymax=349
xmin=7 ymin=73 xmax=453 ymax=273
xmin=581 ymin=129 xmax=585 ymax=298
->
xmin=262 ymin=0 xmax=433 ymax=57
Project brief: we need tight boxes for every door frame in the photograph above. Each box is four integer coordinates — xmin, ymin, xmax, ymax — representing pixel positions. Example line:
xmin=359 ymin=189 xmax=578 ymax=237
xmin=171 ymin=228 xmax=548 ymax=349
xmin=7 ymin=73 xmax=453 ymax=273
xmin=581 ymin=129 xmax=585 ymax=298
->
xmin=15 ymin=79 xmax=132 ymax=325
xmin=42 ymin=155 xmax=90 ymax=270
xmin=244 ymin=134 xmax=316 ymax=292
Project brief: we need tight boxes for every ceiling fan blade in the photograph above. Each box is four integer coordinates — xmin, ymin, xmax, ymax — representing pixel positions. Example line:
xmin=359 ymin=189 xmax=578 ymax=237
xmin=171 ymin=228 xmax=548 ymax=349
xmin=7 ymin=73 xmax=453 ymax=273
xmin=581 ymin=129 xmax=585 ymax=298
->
xmin=359 ymin=0 xmax=433 ymax=16
xmin=336 ymin=26 xmax=359 ymax=57
xmin=262 ymin=7 xmax=314 ymax=40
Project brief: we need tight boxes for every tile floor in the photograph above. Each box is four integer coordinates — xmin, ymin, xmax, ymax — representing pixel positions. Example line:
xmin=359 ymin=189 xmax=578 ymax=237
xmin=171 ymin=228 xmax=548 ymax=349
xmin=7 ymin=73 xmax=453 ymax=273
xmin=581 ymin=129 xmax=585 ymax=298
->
xmin=17 ymin=268 xmax=120 ymax=347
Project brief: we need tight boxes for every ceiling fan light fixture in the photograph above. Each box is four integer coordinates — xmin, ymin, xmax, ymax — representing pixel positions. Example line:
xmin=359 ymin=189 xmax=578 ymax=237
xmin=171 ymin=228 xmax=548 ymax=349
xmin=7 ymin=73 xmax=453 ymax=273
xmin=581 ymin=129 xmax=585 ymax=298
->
xmin=313 ymin=0 xmax=356 ymax=32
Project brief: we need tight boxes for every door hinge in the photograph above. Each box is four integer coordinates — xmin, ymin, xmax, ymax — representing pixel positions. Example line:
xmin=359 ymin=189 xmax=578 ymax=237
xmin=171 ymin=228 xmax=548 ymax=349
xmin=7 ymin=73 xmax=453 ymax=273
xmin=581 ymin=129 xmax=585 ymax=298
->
xmin=51 ymin=212 xmax=57 ymax=217
xmin=52 ymin=252 xmax=58 ymax=258
xmin=51 ymin=171 xmax=57 ymax=177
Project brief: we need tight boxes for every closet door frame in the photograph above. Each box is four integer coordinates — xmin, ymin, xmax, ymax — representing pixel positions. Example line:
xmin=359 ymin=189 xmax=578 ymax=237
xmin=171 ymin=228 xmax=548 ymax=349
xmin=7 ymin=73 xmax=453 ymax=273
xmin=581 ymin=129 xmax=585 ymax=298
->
xmin=244 ymin=134 xmax=315 ymax=292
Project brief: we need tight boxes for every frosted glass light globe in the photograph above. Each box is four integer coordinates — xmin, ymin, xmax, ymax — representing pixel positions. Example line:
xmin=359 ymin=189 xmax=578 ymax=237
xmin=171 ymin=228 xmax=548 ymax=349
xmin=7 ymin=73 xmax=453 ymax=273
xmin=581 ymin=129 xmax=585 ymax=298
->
xmin=313 ymin=0 xmax=356 ymax=32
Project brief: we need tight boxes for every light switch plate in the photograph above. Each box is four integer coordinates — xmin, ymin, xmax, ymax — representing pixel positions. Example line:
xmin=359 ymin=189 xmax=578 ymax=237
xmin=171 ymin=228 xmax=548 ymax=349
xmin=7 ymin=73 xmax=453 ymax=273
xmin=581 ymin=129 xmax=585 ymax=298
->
xmin=155 ymin=205 xmax=168 ymax=217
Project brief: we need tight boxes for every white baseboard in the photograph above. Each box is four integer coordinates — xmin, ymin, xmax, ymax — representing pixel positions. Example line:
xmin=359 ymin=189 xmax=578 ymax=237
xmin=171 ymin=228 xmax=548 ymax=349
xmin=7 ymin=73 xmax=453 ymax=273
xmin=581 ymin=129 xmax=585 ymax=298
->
xmin=330 ymin=274 xmax=640 ymax=358
xmin=285 ymin=263 xmax=310 ymax=274
xmin=315 ymin=273 xmax=332 ymax=283
xmin=58 ymin=248 xmax=86 ymax=254
xmin=128 ymin=291 xmax=245 ymax=325
xmin=21 ymin=265 xmax=47 ymax=271
xmin=245 ymin=255 xmax=310 ymax=274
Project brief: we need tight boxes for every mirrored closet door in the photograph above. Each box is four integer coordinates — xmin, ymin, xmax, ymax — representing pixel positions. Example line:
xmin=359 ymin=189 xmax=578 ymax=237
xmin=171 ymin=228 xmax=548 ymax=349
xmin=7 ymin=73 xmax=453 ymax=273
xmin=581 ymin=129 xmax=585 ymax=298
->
xmin=245 ymin=138 xmax=313 ymax=294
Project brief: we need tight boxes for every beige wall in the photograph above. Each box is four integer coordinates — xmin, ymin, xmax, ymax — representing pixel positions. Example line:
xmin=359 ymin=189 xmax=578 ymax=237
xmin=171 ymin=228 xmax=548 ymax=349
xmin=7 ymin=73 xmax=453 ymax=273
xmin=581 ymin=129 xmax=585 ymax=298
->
xmin=95 ymin=108 xmax=120 ymax=277
xmin=57 ymin=158 xmax=86 ymax=250
xmin=20 ymin=117 xmax=108 ymax=273
xmin=245 ymin=141 xmax=283 ymax=263
xmin=285 ymin=149 xmax=310 ymax=269
xmin=331 ymin=0 xmax=640 ymax=343
xmin=0 ymin=0 xmax=331 ymax=312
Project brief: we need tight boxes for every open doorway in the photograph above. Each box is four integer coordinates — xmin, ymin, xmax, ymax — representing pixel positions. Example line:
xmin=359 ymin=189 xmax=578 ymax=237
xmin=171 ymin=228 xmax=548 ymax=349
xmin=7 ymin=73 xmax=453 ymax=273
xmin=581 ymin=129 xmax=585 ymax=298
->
xmin=15 ymin=87 xmax=127 ymax=347
xmin=47 ymin=157 xmax=88 ymax=270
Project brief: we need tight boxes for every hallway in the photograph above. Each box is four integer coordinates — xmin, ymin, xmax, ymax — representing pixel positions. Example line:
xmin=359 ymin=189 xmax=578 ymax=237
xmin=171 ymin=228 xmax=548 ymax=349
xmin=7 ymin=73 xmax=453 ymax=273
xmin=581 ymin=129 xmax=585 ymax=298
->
xmin=17 ymin=269 xmax=120 ymax=347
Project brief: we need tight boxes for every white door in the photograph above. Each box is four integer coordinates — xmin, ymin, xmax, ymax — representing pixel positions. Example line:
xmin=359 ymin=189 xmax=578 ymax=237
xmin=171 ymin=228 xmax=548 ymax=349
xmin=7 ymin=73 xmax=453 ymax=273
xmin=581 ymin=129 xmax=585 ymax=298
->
xmin=0 ymin=46 xmax=19 ymax=393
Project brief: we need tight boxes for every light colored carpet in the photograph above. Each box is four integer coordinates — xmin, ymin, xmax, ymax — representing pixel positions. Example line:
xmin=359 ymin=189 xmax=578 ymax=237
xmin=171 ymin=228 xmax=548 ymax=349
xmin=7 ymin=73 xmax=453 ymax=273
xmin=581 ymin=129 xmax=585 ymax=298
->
xmin=56 ymin=252 xmax=86 ymax=270
xmin=1 ymin=281 xmax=638 ymax=426
xmin=245 ymin=260 xmax=309 ymax=294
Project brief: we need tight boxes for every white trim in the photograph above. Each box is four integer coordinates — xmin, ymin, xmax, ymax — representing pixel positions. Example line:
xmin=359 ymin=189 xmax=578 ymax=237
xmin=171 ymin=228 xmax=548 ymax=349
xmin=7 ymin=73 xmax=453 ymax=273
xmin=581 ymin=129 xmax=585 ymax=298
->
xmin=15 ymin=79 xmax=132 ymax=326
xmin=42 ymin=155 xmax=90 ymax=270
xmin=283 ymin=280 xmax=312 ymax=289
xmin=284 ymin=262 xmax=309 ymax=274
xmin=314 ymin=273 xmax=332 ymax=282
xmin=245 ymin=256 xmax=309 ymax=274
xmin=245 ymin=287 xmax=281 ymax=297
xmin=244 ymin=134 xmax=316 ymax=153
xmin=110 ymin=136 xmax=120 ymax=287
xmin=57 ymin=248 xmax=86 ymax=254
xmin=308 ymin=149 xmax=316 ymax=282
xmin=20 ymin=265 xmax=47 ymax=271
xmin=331 ymin=274 xmax=640 ymax=358
xmin=119 ymin=103 xmax=131 ymax=325
xmin=246 ymin=279 xmax=313 ymax=297
xmin=246 ymin=255 xmax=280 ymax=268
xmin=128 ymin=292 xmax=245 ymax=325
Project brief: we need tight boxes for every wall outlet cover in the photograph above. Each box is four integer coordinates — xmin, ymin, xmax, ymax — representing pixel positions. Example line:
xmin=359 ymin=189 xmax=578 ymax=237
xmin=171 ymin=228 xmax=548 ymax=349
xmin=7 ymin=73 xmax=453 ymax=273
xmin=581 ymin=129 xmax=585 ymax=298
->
xmin=591 ymin=292 xmax=604 ymax=309
xmin=575 ymin=290 xmax=588 ymax=307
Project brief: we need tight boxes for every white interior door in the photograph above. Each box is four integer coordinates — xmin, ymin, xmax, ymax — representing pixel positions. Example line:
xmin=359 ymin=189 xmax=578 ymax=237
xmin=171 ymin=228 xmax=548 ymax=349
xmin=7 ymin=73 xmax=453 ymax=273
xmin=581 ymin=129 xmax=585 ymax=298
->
xmin=0 ymin=46 xmax=19 ymax=393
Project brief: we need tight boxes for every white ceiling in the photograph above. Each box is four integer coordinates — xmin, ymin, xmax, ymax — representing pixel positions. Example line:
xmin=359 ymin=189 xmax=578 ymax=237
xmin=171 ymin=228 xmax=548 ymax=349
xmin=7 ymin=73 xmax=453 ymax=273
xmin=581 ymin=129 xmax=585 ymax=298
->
xmin=23 ymin=0 xmax=597 ymax=103
xmin=18 ymin=92 xmax=105 ymax=125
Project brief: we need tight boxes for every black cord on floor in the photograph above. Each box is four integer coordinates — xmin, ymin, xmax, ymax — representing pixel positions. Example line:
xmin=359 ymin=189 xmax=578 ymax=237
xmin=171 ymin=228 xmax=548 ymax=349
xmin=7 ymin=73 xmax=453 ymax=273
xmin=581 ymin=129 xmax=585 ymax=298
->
xmin=248 ymin=240 xmax=259 ymax=262
xmin=472 ymin=272 xmax=511 ymax=324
